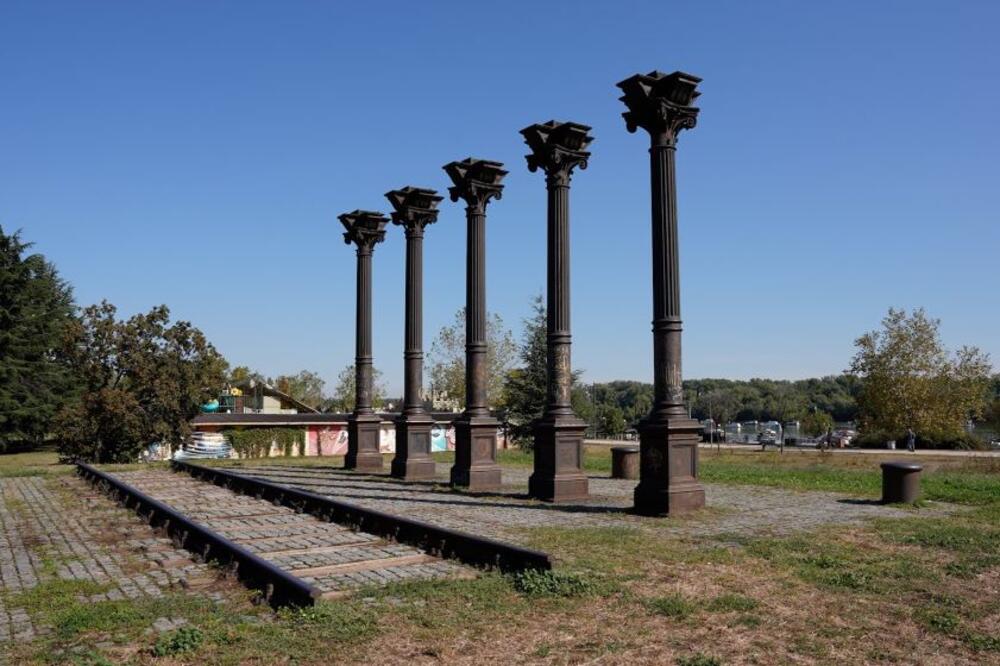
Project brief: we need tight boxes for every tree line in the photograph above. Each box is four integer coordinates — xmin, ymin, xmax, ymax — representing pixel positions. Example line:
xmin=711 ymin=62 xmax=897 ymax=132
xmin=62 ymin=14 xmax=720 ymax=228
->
xmin=2 ymin=225 xmax=997 ymax=460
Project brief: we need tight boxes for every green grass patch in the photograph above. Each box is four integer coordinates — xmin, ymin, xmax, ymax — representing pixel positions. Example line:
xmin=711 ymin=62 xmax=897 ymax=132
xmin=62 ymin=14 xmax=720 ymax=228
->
xmin=5 ymin=578 xmax=112 ymax=616
xmin=0 ymin=448 xmax=73 ymax=477
xmin=697 ymin=451 xmax=1000 ymax=506
xmin=521 ymin=526 xmax=734 ymax=576
xmin=281 ymin=600 xmax=380 ymax=643
xmin=646 ymin=593 xmax=695 ymax=619
xmin=706 ymin=593 xmax=759 ymax=613
xmin=876 ymin=512 xmax=1000 ymax=576
xmin=916 ymin=606 xmax=961 ymax=634
xmin=676 ymin=655 xmax=722 ymax=666
xmin=744 ymin=534 xmax=935 ymax=594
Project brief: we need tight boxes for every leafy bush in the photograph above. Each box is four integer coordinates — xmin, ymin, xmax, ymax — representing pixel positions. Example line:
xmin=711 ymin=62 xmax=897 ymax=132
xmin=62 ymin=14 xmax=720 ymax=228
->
xmin=152 ymin=626 xmax=204 ymax=657
xmin=224 ymin=427 xmax=305 ymax=458
xmin=510 ymin=569 xmax=595 ymax=598
xmin=854 ymin=430 xmax=988 ymax=451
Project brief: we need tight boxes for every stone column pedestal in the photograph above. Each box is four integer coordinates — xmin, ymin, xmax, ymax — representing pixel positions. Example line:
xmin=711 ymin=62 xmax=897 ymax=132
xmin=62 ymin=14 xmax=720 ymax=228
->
xmin=528 ymin=416 xmax=588 ymax=502
xmin=347 ymin=413 xmax=384 ymax=473
xmin=450 ymin=416 xmax=502 ymax=490
xmin=634 ymin=416 xmax=705 ymax=515
xmin=391 ymin=414 xmax=436 ymax=480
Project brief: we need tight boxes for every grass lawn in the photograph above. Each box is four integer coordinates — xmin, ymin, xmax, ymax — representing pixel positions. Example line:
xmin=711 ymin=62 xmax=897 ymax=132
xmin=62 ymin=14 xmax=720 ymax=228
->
xmin=2 ymin=446 xmax=998 ymax=664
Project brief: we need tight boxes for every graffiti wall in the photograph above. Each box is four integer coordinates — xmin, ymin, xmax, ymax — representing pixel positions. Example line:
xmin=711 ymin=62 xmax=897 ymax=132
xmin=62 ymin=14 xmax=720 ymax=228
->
xmin=186 ymin=419 xmax=491 ymax=460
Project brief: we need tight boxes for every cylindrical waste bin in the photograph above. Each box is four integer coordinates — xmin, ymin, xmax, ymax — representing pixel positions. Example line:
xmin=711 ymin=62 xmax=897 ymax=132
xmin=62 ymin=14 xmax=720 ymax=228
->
xmin=611 ymin=446 xmax=640 ymax=480
xmin=880 ymin=461 xmax=923 ymax=503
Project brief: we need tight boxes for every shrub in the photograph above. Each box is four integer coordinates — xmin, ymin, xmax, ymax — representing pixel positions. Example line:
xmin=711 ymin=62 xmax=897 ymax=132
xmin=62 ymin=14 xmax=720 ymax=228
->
xmin=854 ymin=430 xmax=988 ymax=451
xmin=152 ymin=626 xmax=204 ymax=657
xmin=224 ymin=427 xmax=305 ymax=458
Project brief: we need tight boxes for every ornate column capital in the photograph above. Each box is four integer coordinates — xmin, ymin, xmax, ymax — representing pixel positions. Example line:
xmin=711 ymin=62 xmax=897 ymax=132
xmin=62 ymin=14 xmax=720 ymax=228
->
xmin=616 ymin=70 xmax=701 ymax=146
xmin=385 ymin=186 xmax=442 ymax=237
xmin=443 ymin=158 xmax=507 ymax=214
xmin=339 ymin=210 xmax=388 ymax=253
xmin=520 ymin=120 xmax=593 ymax=187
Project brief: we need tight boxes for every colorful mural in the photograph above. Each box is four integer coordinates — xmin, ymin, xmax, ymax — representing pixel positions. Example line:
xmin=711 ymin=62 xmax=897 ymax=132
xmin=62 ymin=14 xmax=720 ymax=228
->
xmin=187 ymin=418 xmax=503 ymax=460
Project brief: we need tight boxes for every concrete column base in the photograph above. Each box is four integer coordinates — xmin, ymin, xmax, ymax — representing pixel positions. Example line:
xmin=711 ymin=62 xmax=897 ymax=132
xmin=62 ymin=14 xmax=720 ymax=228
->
xmin=633 ymin=415 xmax=705 ymax=516
xmin=529 ymin=416 xmax=589 ymax=502
xmin=345 ymin=414 xmax=383 ymax=473
xmin=450 ymin=416 xmax=502 ymax=491
xmin=391 ymin=415 xmax=437 ymax=480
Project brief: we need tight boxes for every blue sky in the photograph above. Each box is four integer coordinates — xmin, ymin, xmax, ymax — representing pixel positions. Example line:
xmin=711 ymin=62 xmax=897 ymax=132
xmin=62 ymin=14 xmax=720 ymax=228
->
xmin=2 ymin=1 xmax=997 ymax=395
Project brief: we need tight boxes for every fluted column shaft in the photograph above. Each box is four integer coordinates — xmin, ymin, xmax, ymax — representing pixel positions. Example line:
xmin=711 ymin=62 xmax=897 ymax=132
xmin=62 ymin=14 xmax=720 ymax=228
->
xmin=546 ymin=177 xmax=573 ymax=415
xmin=465 ymin=205 xmax=488 ymax=418
xmin=355 ymin=246 xmax=374 ymax=414
xmin=403 ymin=228 xmax=425 ymax=415
xmin=649 ymin=138 xmax=686 ymax=419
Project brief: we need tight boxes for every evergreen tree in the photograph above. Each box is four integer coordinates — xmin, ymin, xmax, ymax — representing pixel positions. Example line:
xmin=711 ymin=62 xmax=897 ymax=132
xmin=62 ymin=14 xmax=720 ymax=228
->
xmin=503 ymin=295 xmax=548 ymax=445
xmin=0 ymin=226 xmax=78 ymax=449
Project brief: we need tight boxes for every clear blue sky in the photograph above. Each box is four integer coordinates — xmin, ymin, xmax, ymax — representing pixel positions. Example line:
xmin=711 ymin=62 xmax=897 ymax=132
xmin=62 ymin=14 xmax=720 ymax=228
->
xmin=2 ymin=1 xmax=997 ymax=395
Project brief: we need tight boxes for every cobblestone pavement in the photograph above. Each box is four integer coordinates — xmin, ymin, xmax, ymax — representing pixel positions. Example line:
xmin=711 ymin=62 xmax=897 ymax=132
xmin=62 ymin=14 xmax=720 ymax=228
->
xmin=219 ymin=464 xmax=954 ymax=545
xmin=0 ymin=475 xmax=219 ymax=644
xmin=108 ymin=471 xmax=471 ymax=596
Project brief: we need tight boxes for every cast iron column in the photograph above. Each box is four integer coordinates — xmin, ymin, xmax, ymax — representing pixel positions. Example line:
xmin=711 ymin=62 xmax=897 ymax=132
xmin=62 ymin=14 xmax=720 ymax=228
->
xmin=386 ymin=187 xmax=442 ymax=480
xmin=617 ymin=70 xmax=706 ymax=515
xmin=339 ymin=210 xmax=389 ymax=472
xmin=443 ymin=158 xmax=507 ymax=491
xmin=521 ymin=121 xmax=593 ymax=502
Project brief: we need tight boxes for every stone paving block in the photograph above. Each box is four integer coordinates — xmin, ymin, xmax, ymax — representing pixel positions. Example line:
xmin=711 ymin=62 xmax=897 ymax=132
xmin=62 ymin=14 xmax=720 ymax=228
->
xmin=222 ymin=463 xmax=954 ymax=544
xmin=0 ymin=475 xmax=230 ymax=644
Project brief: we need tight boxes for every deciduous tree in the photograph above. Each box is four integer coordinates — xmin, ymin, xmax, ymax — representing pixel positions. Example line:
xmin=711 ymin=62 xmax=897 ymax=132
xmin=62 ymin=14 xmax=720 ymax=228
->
xmin=849 ymin=308 xmax=992 ymax=441
xmin=330 ymin=364 xmax=386 ymax=413
xmin=275 ymin=369 xmax=326 ymax=409
xmin=427 ymin=307 xmax=516 ymax=410
xmin=54 ymin=302 xmax=227 ymax=462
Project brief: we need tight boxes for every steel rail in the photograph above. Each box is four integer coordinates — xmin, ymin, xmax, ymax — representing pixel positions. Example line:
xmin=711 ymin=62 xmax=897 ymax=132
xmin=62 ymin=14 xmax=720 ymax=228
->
xmin=76 ymin=462 xmax=320 ymax=608
xmin=172 ymin=460 xmax=553 ymax=573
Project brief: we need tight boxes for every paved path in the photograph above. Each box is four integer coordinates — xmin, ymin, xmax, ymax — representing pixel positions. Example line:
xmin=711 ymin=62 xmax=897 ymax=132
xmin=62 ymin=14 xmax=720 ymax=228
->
xmin=108 ymin=470 xmax=471 ymax=597
xmin=219 ymin=464 xmax=952 ymax=546
xmin=0 ymin=475 xmax=218 ymax=644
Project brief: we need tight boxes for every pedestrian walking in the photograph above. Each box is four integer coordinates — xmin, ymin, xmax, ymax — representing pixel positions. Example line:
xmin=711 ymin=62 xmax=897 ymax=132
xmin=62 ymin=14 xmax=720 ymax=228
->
xmin=906 ymin=427 xmax=916 ymax=453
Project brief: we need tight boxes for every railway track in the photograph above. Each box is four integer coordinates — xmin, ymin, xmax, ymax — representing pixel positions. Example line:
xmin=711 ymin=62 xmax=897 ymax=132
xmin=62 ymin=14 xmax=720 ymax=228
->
xmin=78 ymin=462 xmax=551 ymax=607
